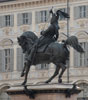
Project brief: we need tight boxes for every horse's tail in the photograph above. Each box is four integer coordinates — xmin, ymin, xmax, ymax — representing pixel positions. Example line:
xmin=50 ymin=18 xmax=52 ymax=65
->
xmin=65 ymin=36 xmax=84 ymax=53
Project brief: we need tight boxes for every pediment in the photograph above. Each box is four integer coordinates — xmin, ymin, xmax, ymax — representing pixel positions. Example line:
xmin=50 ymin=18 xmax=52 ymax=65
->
xmin=74 ymin=80 xmax=88 ymax=85
xmin=20 ymin=25 xmax=30 ymax=32
xmin=0 ymin=83 xmax=10 ymax=92
xmin=75 ymin=31 xmax=88 ymax=39
xmin=0 ymin=38 xmax=13 ymax=47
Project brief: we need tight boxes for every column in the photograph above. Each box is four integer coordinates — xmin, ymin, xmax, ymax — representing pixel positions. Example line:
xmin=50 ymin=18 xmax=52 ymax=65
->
xmin=13 ymin=45 xmax=17 ymax=71
xmin=70 ymin=47 xmax=74 ymax=67
xmin=14 ymin=13 xmax=18 ymax=33
xmin=69 ymin=5 xmax=74 ymax=28
xmin=32 ymin=10 xmax=36 ymax=32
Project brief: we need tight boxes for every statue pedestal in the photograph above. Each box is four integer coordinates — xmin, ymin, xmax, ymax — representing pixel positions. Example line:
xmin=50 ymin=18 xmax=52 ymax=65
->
xmin=6 ymin=83 xmax=81 ymax=100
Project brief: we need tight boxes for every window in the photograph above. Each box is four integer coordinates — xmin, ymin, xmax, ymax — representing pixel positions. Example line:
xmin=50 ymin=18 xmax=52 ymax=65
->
xmin=17 ymin=12 xmax=32 ymax=26
xmin=0 ymin=48 xmax=14 ymax=72
xmin=74 ymin=5 xmax=88 ymax=19
xmin=0 ymin=14 xmax=14 ymax=28
xmin=5 ymin=15 xmax=11 ymax=26
xmin=36 ymin=64 xmax=49 ymax=70
xmin=17 ymin=48 xmax=25 ymax=71
xmin=5 ymin=49 xmax=10 ymax=71
xmin=80 ymin=43 xmax=86 ymax=66
xmin=79 ymin=6 xmax=86 ymax=18
xmin=4 ymin=49 xmax=14 ymax=72
xmin=22 ymin=13 xmax=29 ymax=24
xmin=41 ymin=64 xmax=49 ymax=69
xmin=74 ymin=42 xmax=88 ymax=67
xmin=35 ymin=10 xmax=49 ymax=24
xmin=40 ymin=10 xmax=47 ymax=23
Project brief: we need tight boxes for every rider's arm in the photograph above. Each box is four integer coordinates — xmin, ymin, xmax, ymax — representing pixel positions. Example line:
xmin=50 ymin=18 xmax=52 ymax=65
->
xmin=54 ymin=29 xmax=59 ymax=40
xmin=49 ymin=9 xmax=54 ymax=16
xmin=41 ymin=25 xmax=53 ymax=36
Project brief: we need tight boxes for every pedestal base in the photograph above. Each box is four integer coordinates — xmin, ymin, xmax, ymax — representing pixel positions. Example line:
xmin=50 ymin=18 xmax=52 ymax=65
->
xmin=6 ymin=83 xmax=81 ymax=100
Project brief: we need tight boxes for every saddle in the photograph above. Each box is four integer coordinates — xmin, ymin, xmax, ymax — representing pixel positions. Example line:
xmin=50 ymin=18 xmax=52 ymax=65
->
xmin=37 ymin=44 xmax=49 ymax=53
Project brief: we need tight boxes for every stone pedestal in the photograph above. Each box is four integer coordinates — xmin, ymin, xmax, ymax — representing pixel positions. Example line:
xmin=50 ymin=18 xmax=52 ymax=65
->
xmin=6 ymin=83 xmax=81 ymax=100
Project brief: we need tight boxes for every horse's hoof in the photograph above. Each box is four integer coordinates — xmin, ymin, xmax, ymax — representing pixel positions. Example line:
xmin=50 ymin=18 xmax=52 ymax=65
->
xmin=22 ymin=81 xmax=26 ymax=86
xmin=58 ymin=79 xmax=62 ymax=83
xmin=45 ymin=80 xmax=50 ymax=84
xmin=21 ymin=72 xmax=25 ymax=77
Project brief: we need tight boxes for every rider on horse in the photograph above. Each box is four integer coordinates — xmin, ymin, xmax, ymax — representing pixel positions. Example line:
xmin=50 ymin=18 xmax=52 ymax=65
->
xmin=25 ymin=9 xmax=70 ymax=67
xmin=18 ymin=9 xmax=70 ymax=84
xmin=26 ymin=9 xmax=60 ymax=65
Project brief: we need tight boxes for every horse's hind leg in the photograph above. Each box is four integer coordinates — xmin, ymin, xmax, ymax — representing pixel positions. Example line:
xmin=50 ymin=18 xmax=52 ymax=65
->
xmin=45 ymin=65 xmax=60 ymax=83
xmin=58 ymin=63 xmax=66 ymax=83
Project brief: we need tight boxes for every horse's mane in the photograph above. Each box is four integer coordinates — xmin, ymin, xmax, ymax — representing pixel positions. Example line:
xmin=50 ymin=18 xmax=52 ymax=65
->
xmin=18 ymin=31 xmax=38 ymax=53
xmin=22 ymin=31 xmax=38 ymax=42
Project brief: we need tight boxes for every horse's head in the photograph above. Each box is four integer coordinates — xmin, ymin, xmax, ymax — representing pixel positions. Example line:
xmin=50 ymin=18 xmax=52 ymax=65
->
xmin=17 ymin=31 xmax=38 ymax=53
xmin=17 ymin=36 xmax=28 ymax=53
xmin=17 ymin=36 xmax=25 ymax=46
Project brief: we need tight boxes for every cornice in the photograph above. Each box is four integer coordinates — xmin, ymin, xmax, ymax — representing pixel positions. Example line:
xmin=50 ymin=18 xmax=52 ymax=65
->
xmin=0 ymin=0 xmax=87 ymax=12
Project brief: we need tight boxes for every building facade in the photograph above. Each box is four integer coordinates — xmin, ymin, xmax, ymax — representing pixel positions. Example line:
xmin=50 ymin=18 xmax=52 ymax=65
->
xmin=0 ymin=0 xmax=88 ymax=100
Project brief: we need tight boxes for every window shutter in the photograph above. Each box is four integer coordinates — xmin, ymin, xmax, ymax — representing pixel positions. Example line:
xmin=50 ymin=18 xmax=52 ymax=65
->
xmin=0 ymin=50 xmax=2 ymax=72
xmin=36 ymin=64 xmax=41 ymax=70
xmin=10 ymin=15 xmax=14 ymax=27
xmin=74 ymin=7 xmax=79 ymax=19
xmin=85 ymin=43 xmax=88 ymax=67
xmin=28 ymin=12 xmax=32 ymax=25
xmin=64 ymin=8 xmax=66 ymax=12
xmin=3 ymin=16 xmax=6 ymax=27
xmin=41 ymin=64 xmax=49 ymax=69
xmin=17 ymin=48 xmax=24 ymax=71
xmin=10 ymin=49 xmax=14 ymax=72
xmin=46 ymin=10 xmax=50 ymax=22
xmin=0 ymin=16 xmax=3 ymax=28
xmin=35 ymin=11 xmax=41 ymax=24
xmin=17 ymin=13 xmax=23 ymax=26
xmin=0 ymin=16 xmax=5 ymax=28
xmin=0 ymin=50 xmax=5 ymax=72
xmin=74 ymin=50 xmax=80 ymax=67
xmin=86 ymin=5 xmax=88 ymax=18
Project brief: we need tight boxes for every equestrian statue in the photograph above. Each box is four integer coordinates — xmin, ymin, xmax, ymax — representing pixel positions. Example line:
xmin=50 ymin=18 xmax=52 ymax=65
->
xmin=17 ymin=9 xmax=84 ymax=85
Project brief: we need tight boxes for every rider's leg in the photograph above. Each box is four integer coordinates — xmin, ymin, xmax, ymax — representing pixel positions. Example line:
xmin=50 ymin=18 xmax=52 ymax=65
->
xmin=27 ymin=44 xmax=38 ymax=64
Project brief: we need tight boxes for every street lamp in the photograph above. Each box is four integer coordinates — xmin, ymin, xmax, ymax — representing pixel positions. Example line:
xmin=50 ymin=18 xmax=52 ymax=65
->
xmin=67 ymin=0 xmax=70 ymax=83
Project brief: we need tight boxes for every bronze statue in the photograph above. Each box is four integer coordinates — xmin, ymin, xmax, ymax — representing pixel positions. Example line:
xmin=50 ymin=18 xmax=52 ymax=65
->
xmin=22 ymin=9 xmax=70 ymax=70
xmin=17 ymin=9 xmax=84 ymax=85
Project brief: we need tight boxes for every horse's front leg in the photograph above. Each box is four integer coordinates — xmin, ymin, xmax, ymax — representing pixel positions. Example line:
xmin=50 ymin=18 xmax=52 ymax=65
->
xmin=21 ymin=62 xmax=27 ymax=77
xmin=58 ymin=63 xmax=66 ymax=83
xmin=45 ymin=65 xmax=60 ymax=83
xmin=22 ymin=62 xmax=31 ymax=85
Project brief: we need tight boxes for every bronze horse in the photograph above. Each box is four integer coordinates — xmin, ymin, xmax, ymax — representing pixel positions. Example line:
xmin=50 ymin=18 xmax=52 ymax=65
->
xmin=17 ymin=31 xmax=84 ymax=85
